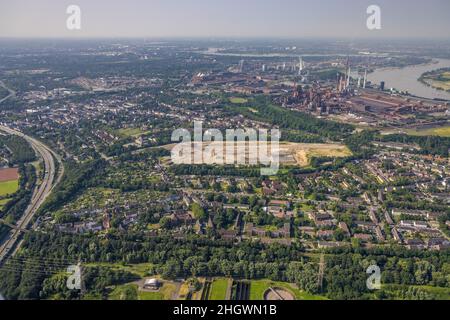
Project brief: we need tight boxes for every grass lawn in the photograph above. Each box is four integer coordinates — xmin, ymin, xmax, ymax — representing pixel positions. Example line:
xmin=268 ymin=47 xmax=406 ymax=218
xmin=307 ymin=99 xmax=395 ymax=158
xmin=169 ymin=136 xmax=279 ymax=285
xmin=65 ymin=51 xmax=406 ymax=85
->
xmin=0 ymin=180 xmax=19 ymax=197
xmin=108 ymin=284 xmax=139 ymax=300
xmin=147 ymin=223 xmax=160 ymax=230
xmin=229 ymin=97 xmax=248 ymax=104
xmin=117 ymin=127 xmax=146 ymax=138
xmin=406 ymin=125 xmax=450 ymax=137
xmin=0 ymin=198 xmax=11 ymax=210
xmin=138 ymin=290 xmax=165 ymax=300
xmin=264 ymin=225 xmax=279 ymax=232
xmin=139 ymin=282 xmax=177 ymax=300
xmin=109 ymin=281 xmax=177 ymax=300
xmin=209 ymin=278 xmax=229 ymax=300
xmin=178 ymin=282 xmax=191 ymax=300
xmin=249 ymin=280 xmax=328 ymax=300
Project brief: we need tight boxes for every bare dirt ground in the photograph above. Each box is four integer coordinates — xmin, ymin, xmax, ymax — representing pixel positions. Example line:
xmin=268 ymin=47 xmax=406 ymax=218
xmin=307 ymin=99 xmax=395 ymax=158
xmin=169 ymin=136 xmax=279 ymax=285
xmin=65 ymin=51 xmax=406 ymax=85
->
xmin=163 ymin=141 xmax=351 ymax=167
xmin=0 ymin=168 xmax=19 ymax=182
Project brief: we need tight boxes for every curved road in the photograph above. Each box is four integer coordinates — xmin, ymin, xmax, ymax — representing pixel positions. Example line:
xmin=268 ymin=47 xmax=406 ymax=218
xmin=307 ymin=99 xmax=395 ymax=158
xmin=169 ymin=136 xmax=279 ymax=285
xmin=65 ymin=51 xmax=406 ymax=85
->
xmin=0 ymin=125 xmax=63 ymax=264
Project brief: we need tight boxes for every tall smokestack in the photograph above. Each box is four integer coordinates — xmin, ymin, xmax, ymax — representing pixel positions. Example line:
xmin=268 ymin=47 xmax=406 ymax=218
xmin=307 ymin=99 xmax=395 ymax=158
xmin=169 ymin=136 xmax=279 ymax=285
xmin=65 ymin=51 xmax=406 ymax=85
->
xmin=298 ymin=56 xmax=303 ymax=75
xmin=363 ymin=69 xmax=367 ymax=88
xmin=346 ymin=67 xmax=351 ymax=88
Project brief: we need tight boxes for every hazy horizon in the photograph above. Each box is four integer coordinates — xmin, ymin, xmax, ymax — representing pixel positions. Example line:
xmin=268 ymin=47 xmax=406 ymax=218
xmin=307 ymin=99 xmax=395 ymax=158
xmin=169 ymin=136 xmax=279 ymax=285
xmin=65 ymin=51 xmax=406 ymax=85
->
xmin=1 ymin=0 xmax=450 ymax=40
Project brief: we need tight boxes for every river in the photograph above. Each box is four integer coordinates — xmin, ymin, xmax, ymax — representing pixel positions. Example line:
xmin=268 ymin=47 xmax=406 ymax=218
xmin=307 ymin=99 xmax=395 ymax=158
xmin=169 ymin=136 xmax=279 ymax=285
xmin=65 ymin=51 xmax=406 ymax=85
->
xmin=367 ymin=59 xmax=450 ymax=101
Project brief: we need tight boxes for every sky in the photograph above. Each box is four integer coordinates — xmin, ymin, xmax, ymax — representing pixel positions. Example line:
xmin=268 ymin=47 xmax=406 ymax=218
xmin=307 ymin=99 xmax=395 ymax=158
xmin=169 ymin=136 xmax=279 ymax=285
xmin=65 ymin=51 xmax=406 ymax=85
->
xmin=0 ymin=0 xmax=449 ymax=39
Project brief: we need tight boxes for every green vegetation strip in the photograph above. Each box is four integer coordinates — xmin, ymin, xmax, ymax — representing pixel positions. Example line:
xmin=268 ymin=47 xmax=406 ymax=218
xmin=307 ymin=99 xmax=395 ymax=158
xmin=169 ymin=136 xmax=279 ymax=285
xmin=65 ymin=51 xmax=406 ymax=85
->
xmin=209 ymin=278 xmax=228 ymax=300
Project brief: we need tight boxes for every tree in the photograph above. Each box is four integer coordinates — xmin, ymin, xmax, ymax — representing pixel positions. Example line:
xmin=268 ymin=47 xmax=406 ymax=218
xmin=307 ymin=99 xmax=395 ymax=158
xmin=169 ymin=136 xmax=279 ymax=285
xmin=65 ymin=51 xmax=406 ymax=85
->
xmin=159 ymin=216 xmax=172 ymax=229
xmin=191 ymin=203 xmax=207 ymax=221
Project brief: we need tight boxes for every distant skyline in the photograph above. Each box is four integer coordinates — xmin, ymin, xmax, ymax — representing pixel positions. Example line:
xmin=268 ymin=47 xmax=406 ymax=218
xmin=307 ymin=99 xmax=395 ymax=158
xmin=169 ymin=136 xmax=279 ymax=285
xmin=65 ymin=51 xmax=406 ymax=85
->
xmin=1 ymin=0 xmax=450 ymax=39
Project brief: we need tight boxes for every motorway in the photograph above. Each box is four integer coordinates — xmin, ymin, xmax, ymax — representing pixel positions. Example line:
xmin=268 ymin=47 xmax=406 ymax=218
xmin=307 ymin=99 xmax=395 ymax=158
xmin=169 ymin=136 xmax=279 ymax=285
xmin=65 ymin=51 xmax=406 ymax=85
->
xmin=0 ymin=125 xmax=63 ymax=264
xmin=0 ymin=81 xmax=16 ymax=105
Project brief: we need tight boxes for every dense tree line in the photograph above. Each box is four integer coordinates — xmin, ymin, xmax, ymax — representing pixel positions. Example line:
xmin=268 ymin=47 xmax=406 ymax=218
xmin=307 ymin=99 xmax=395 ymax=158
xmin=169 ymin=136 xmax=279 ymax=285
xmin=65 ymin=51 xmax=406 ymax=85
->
xmin=0 ymin=135 xmax=36 ymax=165
xmin=37 ymin=159 xmax=107 ymax=216
xmin=0 ymin=164 xmax=36 ymax=223
xmin=171 ymin=164 xmax=263 ymax=177
xmin=225 ymin=97 xmax=354 ymax=141
xmin=1 ymin=231 xmax=448 ymax=300
xmin=344 ymin=130 xmax=376 ymax=158
xmin=381 ymin=134 xmax=450 ymax=157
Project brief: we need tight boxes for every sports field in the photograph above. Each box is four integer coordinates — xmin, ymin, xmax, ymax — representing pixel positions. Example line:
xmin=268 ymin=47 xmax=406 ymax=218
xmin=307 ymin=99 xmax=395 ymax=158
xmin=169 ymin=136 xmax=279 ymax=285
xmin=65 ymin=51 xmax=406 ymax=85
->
xmin=0 ymin=180 xmax=19 ymax=197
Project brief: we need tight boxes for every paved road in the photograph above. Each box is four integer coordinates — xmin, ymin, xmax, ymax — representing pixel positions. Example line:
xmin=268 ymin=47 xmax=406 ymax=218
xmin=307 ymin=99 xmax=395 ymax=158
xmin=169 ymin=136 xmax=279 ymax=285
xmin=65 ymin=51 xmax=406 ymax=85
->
xmin=0 ymin=81 xmax=16 ymax=104
xmin=0 ymin=125 xmax=63 ymax=264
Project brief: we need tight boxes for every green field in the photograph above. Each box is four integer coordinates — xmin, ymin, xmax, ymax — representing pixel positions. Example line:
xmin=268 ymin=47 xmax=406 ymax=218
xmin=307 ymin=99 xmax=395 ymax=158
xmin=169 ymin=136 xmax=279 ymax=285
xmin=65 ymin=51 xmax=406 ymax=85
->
xmin=0 ymin=180 xmax=19 ymax=197
xmin=108 ymin=281 xmax=177 ymax=300
xmin=406 ymin=125 xmax=450 ymax=137
xmin=249 ymin=280 xmax=328 ymax=300
xmin=138 ymin=290 xmax=165 ymax=300
xmin=421 ymin=70 xmax=450 ymax=91
xmin=108 ymin=284 xmax=139 ymax=300
xmin=229 ymin=97 xmax=248 ymax=104
xmin=209 ymin=278 xmax=229 ymax=300
xmin=116 ymin=127 xmax=146 ymax=138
